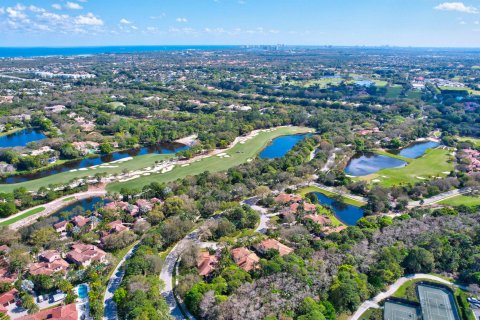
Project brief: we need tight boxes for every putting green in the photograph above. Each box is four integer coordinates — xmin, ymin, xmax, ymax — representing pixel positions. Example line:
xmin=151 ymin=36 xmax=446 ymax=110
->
xmin=357 ymin=148 xmax=454 ymax=187
xmin=107 ymin=126 xmax=314 ymax=192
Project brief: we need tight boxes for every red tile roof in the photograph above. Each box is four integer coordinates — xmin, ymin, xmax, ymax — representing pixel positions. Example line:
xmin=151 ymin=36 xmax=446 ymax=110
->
xmin=0 ymin=288 xmax=18 ymax=306
xmin=275 ymin=193 xmax=302 ymax=203
xmin=231 ymin=247 xmax=260 ymax=272
xmin=303 ymin=214 xmax=330 ymax=226
xmin=255 ymin=239 xmax=294 ymax=256
xmin=197 ymin=252 xmax=218 ymax=276
xmin=18 ymin=303 xmax=78 ymax=320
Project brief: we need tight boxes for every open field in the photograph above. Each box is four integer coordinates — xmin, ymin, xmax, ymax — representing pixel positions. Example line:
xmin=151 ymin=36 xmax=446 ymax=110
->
xmin=297 ymin=185 xmax=367 ymax=207
xmin=107 ymin=126 xmax=313 ymax=192
xmin=439 ymin=86 xmax=480 ymax=96
xmin=439 ymin=195 xmax=480 ymax=207
xmin=386 ymin=85 xmax=403 ymax=98
xmin=456 ymin=136 xmax=480 ymax=147
xmin=0 ymin=206 xmax=45 ymax=227
xmin=358 ymin=148 xmax=454 ymax=187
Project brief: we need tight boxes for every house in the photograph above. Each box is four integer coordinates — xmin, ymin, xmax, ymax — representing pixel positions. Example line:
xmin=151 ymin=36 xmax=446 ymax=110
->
xmin=136 ymin=199 xmax=153 ymax=213
xmin=231 ymin=247 xmax=260 ymax=272
xmin=0 ymin=96 xmax=14 ymax=104
xmin=274 ymin=193 xmax=302 ymax=203
xmin=0 ymin=288 xmax=18 ymax=308
xmin=322 ymin=225 xmax=347 ymax=235
xmin=66 ymin=243 xmax=107 ymax=267
xmin=28 ymin=250 xmax=69 ymax=276
xmin=303 ymin=214 xmax=330 ymax=226
xmin=197 ymin=251 xmax=218 ymax=276
xmin=107 ymin=220 xmax=129 ymax=233
xmin=17 ymin=303 xmax=78 ymax=320
xmin=0 ymin=268 xmax=17 ymax=284
xmin=53 ymin=220 xmax=68 ymax=233
xmin=44 ymin=105 xmax=66 ymax=113
xmin=104 ymin=201 xmax=130 ymax=212
xmin=289 ymin=202 xmax=317 ymax=214
xmin=255 ymin=239 xmax=294 ymax=256
xmin=71 ymin=215 xmax=90 ymax=228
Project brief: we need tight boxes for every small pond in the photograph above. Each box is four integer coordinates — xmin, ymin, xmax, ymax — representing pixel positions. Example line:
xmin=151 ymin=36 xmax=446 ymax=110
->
xmin=0 ymin=129 xmax=46 ymax=148
xmin=1 ymin=142 xmax=189 ymax=184
xmin=392 ymin=141 xmax=439 ymax=159
xmin=344 ymin=152 xmax=407 ymax=176
xmin=311 ymin=191 xmax=364 ymax=226
xmin=259 ymin=134 xmax=311 ymax=159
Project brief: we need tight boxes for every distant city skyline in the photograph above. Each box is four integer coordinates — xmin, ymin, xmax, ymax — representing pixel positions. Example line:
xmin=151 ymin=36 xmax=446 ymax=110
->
xmin=1 ymin=0 xmax=480 ymax=47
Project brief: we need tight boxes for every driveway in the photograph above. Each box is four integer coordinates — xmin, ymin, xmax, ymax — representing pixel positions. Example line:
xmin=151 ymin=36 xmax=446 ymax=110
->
xmin=103 ymin=243 xmax=140 ymax=320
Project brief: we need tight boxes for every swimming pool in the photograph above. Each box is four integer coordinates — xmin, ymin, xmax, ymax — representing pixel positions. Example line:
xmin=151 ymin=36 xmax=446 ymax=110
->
xmin=77 ymin=284 xmax=88 ymax=299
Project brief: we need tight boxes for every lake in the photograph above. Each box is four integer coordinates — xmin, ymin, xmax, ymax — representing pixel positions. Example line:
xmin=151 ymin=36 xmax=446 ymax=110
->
xmin=311 ymin=191 xmax=364 ymax=225
xmin=1 ymin=142 xmax=189 ymax=184
xmin=344 ymin=152 xmax=407 ymax=176
xmin=0 ymin=129 xmax=46 ymax=148
xmin=259 ymin=134 xmax=310 ymax=159
xmin=393 ymin=141 xmax=440 ymax=159
xmin=20 ymin=196 xmax=110 ymax=236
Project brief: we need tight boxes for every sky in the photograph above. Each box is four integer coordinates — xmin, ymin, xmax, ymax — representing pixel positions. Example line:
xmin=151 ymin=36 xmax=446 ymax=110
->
xmin=1 ymin=0 xmax=480 ymax=47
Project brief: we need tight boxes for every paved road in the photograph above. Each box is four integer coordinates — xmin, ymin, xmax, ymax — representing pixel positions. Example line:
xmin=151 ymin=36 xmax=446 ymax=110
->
xmin=1 ymin=190 xmax=107 ymax=229
xmin=103 ymin=243 xmax=140 ymax=320
xmin=350 ymin=274 xmax=454 ymax=320
xmin=408 ymin=187 xmax=473 ymax=207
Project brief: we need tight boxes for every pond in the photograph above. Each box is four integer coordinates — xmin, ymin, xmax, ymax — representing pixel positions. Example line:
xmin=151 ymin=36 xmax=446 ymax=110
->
xmin=310 ymin=191 xmax=364 ymax=225
xmin=0 ymin=129 xmax=46 ymax=148
xmin=20 ymin=196 xmax=110 ymax=236
xmin=344 ymin=152 xmax=407 ymax=176
xmin=1 ymin=142 xmax=189 ymax=184
xmin=392 ymin=141 xmax=439 ymax=159
xmin=259 ymin=134 xmax=311 ymax=159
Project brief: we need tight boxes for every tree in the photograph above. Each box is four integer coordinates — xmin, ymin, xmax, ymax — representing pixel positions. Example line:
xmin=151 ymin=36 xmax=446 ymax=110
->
xmin=20 ymin=293 xmax=39 ymax=314
xmin=403 ymin=247 xmax=435 ymax=273
xmin=99 ymin=143 xmax=114 ymax=154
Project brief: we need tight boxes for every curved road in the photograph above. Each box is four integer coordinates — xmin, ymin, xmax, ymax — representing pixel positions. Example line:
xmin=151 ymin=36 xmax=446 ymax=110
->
xmin=0 ymin=189 xmax=107 ymax=229
xmin=350 ymin=274 xmax=456 ymax=320
xmin=103 ymin=242 xmax=140 ymax=320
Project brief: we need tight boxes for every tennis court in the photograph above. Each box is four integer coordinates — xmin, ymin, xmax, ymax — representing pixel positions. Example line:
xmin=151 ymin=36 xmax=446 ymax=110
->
xmin=384 ymin=300 xmax=421 ymax=320
xmin=417 ymin=284 xmax=460 ymax=320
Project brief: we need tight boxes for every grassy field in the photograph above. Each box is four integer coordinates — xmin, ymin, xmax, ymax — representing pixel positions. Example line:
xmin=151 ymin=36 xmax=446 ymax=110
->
xmin=62 ymin=196 xmax=76 ymax=202
xmin=439 ymin=195 xmax=480 ymax=207
xmin=358 ymin=308 xmax=382 ymax=320
xmin=0 ymin=206 xmax=45 ymax=227
xmin=297 ymin=185 xmax=367 ymax=207
xmin=358 ymin=148 xmax=454 ymax=187
xmin=457 ymin=136 xmax=480 ymax=147
xmin=386 ymin=85 xmax=403 ymax=98
xmin=373 ymin=150 xmax=413 ymax=163
xmin=439 ymin=86 xmax=480 ymax=96
xmin=107 ymin=126 xmax=313 ymax=192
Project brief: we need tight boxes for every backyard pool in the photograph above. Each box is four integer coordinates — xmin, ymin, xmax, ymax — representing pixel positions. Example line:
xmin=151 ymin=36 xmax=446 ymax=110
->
xmin=77 ymin=284 xmax=88 ymax=299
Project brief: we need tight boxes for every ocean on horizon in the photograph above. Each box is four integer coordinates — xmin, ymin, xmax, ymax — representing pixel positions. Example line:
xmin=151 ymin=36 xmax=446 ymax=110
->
xmin=0 ymin=45 xmax=241 ymax=58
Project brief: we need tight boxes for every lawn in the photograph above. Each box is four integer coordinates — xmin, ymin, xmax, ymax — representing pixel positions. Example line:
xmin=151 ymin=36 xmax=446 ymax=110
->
xmin=456 ymin=136 xmax=480 ymax=147
xmin=358 ymin=308 xmax=382 ymax=320
xmin=0 ymin=206 xmax=45 ymax=227
xmin=62 ymin=196 xmax=76 ymax=202
xmin=358 ymin=148 xmax=454 ymax=187
xmin=385 ymin=85 xmax=403 ymax=98
xmin=107 ymin=126 xmax=313 ymax=192
xmin=439 ymin=195 xmax=480 ymax=207
xmin=297 ymin=185 xmax=367 ymax=207
xmin=373 ymin=150 xmax=413 ymax=163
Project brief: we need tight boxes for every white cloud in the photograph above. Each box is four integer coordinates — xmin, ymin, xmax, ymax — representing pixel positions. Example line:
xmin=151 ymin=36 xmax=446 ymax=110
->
xmin=75 ymin=12 xmax=103 ymax=26
xmin=120 ymin=18 xmax=131 ymax=24
xmin=176 ymin=17 xmax=188 ymax=23
xmin=434 ymin=2 xmax=478 ymax=14
xmin=0 ymin=7 xmax=5 ymax=15
xmin=65 ymin=2 xmax=83 ymax=10
xmin=51 ymin=4 xmax=61 ymax=10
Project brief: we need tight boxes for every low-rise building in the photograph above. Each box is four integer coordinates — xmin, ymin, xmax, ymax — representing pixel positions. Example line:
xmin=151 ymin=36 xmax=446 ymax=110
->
xmin=197 ymin=251 xmax=218 ymax=276
xmin=303 ymin=214 xmax=330 ymax=226
xmin=255 ymin=239 xmax=294 ymax=256
xmin=231 ymin=247 xmax=260 ymax=272
xmin=0 ymin=288 xmax=18 ymax=309
xmin=17 ymin=303 xmax=78 ymax=320
xmin=66 ymin=243 xmax=107 ymax=267
xmin=275 ymin=193 xmax=302 ymax=203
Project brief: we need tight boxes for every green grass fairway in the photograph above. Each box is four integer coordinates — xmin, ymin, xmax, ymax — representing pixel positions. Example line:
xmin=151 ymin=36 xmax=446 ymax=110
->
xmin=358 ymin=148 xmax=454 ymax=187
xmin=107 ymin=126 xmax=313 ymax=192
xmin=0 ymin=152 xmax=175 ymax=193
xmin=439 ymin=195 xmax=480 ymax=207
xmin=0 ymin=206 xmax=45 ymax=227
xmin=297 ymin=185 xmax=366 ymax=207
xmin=373 ymin=150 xmax=413 ymax=163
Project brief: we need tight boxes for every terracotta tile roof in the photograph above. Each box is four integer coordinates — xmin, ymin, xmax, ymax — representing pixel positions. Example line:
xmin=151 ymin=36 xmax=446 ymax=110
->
xmin=71 ymin=215 xmax=89 ymax=227
xmin=18 ymin=303 xmax=78 ymax=320
xmin=255 ymin=239 xmax=294 ymax=256
xmin=303 ymin=214 xmax=330 ymax=225
xmin=197 ymin=251 xmax=218 ymax=276
xmin=107 ymin=220 xmax=129 ymax=233
xmin=275 ymin=193 xmax=302 ymax=203
xmin=39 ymin=250 xmax=61 ymax=262
xmin=322 ymin=225 xmax=347 ymax=234
xmin=28 ymin=258 xmax=69 ymax=276
xmin=67 ymin=243 xmax=106 ymax=266
xmin=53 ymin=220 xmax=68 ymax=230
xmin=0 ymin=288 xmax=18 ymax=306
xmin=231 ymin=247 xmax=260 ymax=272
xmin=0 ymin=268 xmax=17 ymax=284
xmin=0 ymin=246 xmax=9 ymax=253
xmin=289 ymin=202 xmax=317 ymax=213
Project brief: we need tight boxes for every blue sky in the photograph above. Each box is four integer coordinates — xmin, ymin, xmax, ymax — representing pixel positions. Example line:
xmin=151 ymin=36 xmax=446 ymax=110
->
xmin=1 ymin=0 xmax=480 ymax=47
